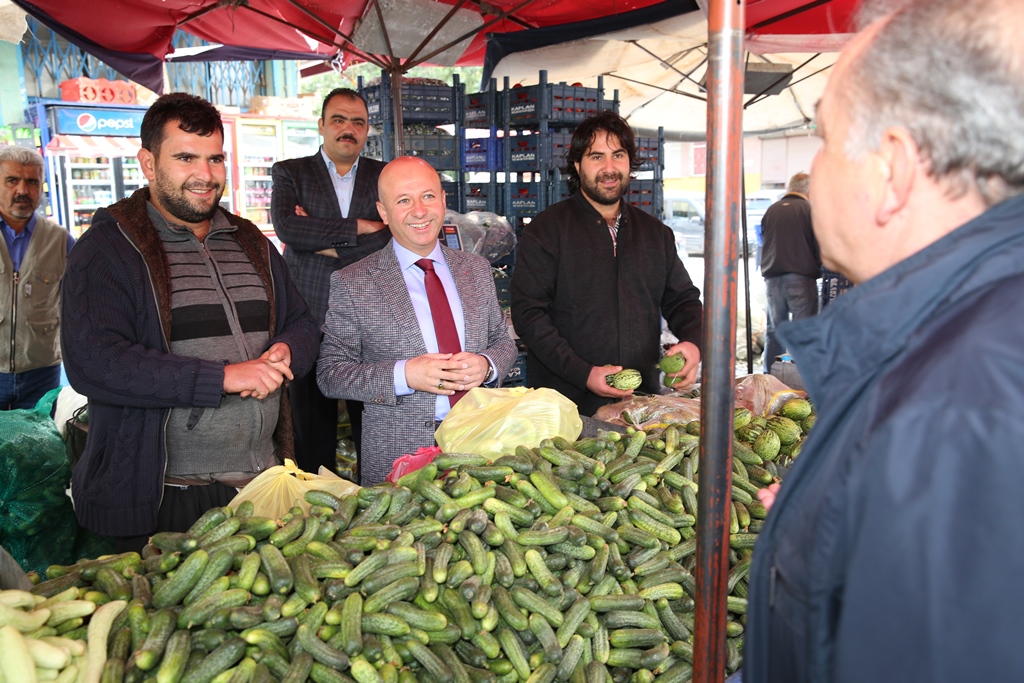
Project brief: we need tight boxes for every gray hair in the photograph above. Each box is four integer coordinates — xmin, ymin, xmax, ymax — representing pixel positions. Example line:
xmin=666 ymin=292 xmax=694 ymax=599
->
xmin=843 ymin=0 xmax=1024 ymax=206
xmin=0 ymin=146 xmax=44 ymax=172
xmin=787 ymin=172 xmax=810 ymax=195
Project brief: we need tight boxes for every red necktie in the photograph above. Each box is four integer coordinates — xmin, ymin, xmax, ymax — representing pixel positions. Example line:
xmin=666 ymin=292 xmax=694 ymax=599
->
xmin=416 ymin=258 xmax=466 ymax=405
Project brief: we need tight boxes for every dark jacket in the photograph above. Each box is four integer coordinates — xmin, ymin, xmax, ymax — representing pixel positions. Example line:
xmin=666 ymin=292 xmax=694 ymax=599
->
xmin=60 ymin=188 xmax=319 ymax=537
xmin=511 ymin=191 xmax=702 ymax=417
xmin=271 ymin=153 xmax=388 ymax=326
xmin=746 ymin=194 xmax=1024 ymax=683
xmin=760 ymin=192 xmax=820 ymax=278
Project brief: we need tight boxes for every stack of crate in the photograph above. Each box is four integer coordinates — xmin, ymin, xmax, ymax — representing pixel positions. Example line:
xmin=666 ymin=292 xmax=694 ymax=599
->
xmin=359 ymin=72 xmax=465 ymax=209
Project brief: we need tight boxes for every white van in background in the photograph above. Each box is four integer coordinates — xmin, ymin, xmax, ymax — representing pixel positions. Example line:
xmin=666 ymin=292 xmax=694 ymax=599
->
xmin=663 ymin=191 xmax=706 ymax=256
xmin=664 ymin=190 xmax=760 ymax=257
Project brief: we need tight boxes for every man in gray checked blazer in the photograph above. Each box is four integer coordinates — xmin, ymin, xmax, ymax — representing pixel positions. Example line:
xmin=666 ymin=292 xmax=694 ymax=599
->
xmin=317 ymin=157 xmax=517 ymax=485
xmin=272 ymin=88 xmax=388 ymax=475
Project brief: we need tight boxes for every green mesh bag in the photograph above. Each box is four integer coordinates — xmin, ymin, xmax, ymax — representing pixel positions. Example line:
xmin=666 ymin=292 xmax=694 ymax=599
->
xmin=0 ymin=388 xmax=72 ymax=539
xmin=2 ymin=501 xmax=78 ymax=576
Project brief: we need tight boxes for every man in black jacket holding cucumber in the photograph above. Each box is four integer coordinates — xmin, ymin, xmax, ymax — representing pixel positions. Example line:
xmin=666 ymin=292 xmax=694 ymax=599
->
xmin=745 ymin=1 xmax=1024 ymax=681
xmin=511 ymin=112 xmax=702 ymax=416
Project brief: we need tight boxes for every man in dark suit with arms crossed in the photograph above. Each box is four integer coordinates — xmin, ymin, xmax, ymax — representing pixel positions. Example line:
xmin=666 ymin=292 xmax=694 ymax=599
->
xmin=272 ymin=88 xmax=388 ymax=475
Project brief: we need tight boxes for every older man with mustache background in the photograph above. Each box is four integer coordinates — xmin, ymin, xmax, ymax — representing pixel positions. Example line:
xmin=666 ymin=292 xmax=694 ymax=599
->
xmin=0 ymin=146 xmax=75 ymax=409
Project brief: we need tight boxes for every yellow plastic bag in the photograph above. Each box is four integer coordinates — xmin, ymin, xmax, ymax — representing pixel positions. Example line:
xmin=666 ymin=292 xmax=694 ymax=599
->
xmin=435 ymin=387 xmax=583 ymax=460
xmin=229 ymin=458 xmax=359 ymax=520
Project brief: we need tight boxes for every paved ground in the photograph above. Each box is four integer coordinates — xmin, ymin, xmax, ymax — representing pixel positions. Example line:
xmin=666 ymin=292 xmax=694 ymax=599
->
xmin=679 ymin=254 xmax=768 ymax=374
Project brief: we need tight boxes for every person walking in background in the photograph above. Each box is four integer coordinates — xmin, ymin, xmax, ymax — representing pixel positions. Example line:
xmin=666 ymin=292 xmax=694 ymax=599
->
xmin=61 ymin=93 xmax=319 ymax=547
xmin=317 ymin=157 xmax=516 ymax=485
xmin=0 ymin=146 xmax=74 ymax=409
xmin=510 ymin=111 xmax=702 ymax=417
xmin=759 ymin=172 xmax=820 ymax=372
xmin=746 ymin=0 xmax=1024 ymax=680
xmin=271 ymin=88 xmax=389 ymax=476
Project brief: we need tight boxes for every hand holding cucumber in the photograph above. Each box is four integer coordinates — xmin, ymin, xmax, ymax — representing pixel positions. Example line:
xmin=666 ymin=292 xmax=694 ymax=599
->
xmin=661 ymin=341 xmax=701 ymax=387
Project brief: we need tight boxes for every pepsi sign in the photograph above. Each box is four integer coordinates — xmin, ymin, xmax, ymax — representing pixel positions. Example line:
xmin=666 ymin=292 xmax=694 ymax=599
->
xmin=54 ymin=107 xmax=145 ymax=136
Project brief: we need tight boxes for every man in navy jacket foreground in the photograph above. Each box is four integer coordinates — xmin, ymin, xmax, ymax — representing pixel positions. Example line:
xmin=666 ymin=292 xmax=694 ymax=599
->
xmin=746 ymin=0 xmax=1024 ymax=681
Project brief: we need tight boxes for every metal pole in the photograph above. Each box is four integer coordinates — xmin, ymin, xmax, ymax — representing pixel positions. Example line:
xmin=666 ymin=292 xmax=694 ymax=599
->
xmin=694 ymin=0 xmax=744 ymax=681
xmin=390 ymin=66 xmax=406 ymax=157
xmin=742 ymin=178 xmax=754 ymax=375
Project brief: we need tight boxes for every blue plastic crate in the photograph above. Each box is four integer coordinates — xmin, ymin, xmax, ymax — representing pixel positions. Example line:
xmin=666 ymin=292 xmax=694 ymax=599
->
xmin=364 ymin=135 xmax=386 ymax=161
xmin=507 ymin=82 xmax=616 ymax=125
xmin=464 ymin=183 xmax=502 ymax=213
xmin=549 ymin=176 xmax=571 ymax=206
xmin=625 ymin=180 xmax=663 ymax=218
xmin=504 ymin=351 xmax=529 ymax=387
xmin=464 ymin=90 xmax=502 ymax=127
xmin=506 ymin=182 xmax=544 ymax=220
xmin=506 ymin=132 xmax=573 ymax=171
xmin=406 ymin=134 xmax=459 ymax=170
xmin=462 ymin=136 xmax=503 ymax=171
xmin=493 ymin=270 xmax=512 ymax=309
xmin=441 ymin=181 xmax=463 ymax=213
xmin=635 ymin=136 xmax=663 ymax=172
xmin=361 ymin=74 xmax=461 ymax=125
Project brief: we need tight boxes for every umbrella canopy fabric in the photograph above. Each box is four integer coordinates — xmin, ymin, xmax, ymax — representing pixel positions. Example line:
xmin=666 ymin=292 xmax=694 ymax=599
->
xmin=486 ymin=0 xmax=858 ymax=138
xmin=11 ymin=0 xmax=671 ymax=93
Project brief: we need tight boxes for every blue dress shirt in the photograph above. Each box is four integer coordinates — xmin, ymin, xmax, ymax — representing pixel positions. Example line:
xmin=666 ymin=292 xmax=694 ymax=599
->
xmin=1 ymin=214 xmax=76 ymax=270
xmin=320 ymin=147 xmax=359 ymax=218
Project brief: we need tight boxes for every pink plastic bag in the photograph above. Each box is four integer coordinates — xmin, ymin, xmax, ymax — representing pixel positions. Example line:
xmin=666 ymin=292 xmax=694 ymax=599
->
xmin=733 ymin=374 xmax=807 ymax=416
xmin=385 ymin=446 xmax=442 ymax=485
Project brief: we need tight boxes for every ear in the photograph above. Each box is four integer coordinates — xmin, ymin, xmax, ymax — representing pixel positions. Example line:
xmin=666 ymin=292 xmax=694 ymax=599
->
xmin=376 ymin=200 xmax=387 ymax=224
xmin=318 ymin=118 xmax=325 ymax=138
xmin=874 ymin=127 xmax=918 ymax=226
xmin=137 ymin=148 xmax=156 ymax=182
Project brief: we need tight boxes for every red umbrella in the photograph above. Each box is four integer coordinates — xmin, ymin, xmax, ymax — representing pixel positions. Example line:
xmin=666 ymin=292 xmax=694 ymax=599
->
xmin=13 ymin=0 xmax=857 ymax=93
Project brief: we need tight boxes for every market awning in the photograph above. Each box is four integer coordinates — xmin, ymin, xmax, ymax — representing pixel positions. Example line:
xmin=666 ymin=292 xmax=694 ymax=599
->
xmin=45 ymin=134 xmax=141 ymax=158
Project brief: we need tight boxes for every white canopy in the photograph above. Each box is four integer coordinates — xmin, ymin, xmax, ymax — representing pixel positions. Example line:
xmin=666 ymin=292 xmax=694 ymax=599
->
xmin=489 ymin=10 xmax=849 ymax=140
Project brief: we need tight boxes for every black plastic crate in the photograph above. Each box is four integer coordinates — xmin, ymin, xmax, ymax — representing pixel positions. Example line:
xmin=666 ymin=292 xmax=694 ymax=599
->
xmin=507 ymin=82 xmax=616 ymax=126
xmin=625 ymin=180 xmax=663 ymax=218
xmin=504 ymin=351 xmax=529 ymax=387
xmin=506 ymin=132 xmax=573 ymax=171
xmin=464 ymin=182 xmax=502 ymax=213
xmin=464 ymin=89 xmax=502 ymax=127
xmin=361 ymin=73 xmax=461 ymax=125
xmin=462 ymin=135 xmax=503 ymax=171
xmin=635 ymin=136 xmax=663 ymax=172
xmin=405 ymin=134 xmax=459 ymax=170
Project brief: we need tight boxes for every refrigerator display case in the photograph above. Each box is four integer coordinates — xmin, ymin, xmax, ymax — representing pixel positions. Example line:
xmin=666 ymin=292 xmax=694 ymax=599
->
xmin=282 ymin=119 xmax=320 ymax=160
xmin=38 ymin=102 xmax=148 ymax=236
xmin=235 ymin=118 xmax=281 ymax=233
xmin=63 ymin=155 xmax=115 ymax=237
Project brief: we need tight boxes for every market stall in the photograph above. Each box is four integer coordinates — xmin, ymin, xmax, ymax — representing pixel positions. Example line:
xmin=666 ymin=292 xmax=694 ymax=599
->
xmin=5 ymin=373 xmax=812 ymax=683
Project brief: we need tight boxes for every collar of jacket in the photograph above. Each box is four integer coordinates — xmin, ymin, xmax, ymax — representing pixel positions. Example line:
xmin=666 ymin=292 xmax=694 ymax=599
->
xmin=778 ymin=193 xmax=1024 ymax=412
xmin=103 ymin=187 xmax=278 ymax=344
xmin=570 ymin=188 xmax=631 ymax=228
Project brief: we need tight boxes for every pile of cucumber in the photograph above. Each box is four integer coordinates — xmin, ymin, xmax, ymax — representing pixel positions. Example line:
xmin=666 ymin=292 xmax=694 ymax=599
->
xmin=27 ymin=424 xmax=782 ymax=683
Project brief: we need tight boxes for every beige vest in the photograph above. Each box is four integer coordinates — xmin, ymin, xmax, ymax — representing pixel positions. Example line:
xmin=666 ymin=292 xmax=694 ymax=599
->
xmin=0 ymin=215 xmax=68 ymax=373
